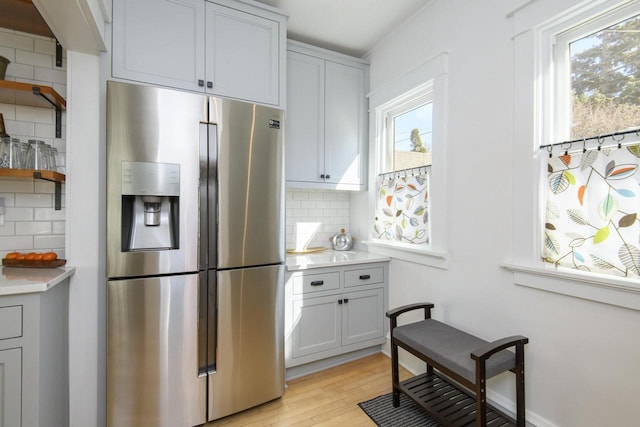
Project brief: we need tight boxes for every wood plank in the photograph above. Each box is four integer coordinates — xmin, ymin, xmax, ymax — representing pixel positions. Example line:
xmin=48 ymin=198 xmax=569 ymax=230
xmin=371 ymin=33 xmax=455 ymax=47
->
xmin=0 ymin=168 xmax=65 ymax=182
xmin=206 ymin=352 xmax=412 ymax=426
xmin=0 ymin=80 xmax=66 ymax=110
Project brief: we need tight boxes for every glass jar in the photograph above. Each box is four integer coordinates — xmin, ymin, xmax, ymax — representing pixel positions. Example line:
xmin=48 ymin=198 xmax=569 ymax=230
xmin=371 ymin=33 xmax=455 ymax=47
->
xmin=48 ymin=145 xmax=58 ymax=172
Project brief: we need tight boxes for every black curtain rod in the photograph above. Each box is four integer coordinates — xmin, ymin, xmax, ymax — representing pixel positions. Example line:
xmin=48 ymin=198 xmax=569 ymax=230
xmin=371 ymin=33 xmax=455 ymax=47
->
xmin=539 ymin=127 xmax=640 ymax=150
xmin=378 ymin=165 xmax=431 ymax=179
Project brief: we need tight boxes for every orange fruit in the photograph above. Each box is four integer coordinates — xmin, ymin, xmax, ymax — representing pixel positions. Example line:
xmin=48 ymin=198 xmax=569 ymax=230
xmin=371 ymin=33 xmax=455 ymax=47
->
xmin=42 ymin=252 xmax=58 ymax=261
xmin=25 ymin=253 xmax=37 ymax=261
xmin=33 ymin=253 xmax=44 ymax=261
xmin=15 ymin=253 xmax=26 ymax=260
xmin=5 ymin=252 xmax=20 ymax=260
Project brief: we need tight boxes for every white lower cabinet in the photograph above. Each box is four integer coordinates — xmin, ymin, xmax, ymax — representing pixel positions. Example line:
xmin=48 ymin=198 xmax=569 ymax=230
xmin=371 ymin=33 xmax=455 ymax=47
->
xmin=0 ymin=281 xmax=69 ymax=427
xmin=0 ymin=348 xmax=21 ymax=426
xmin=285 ymin=262 xmax=388 ymax=369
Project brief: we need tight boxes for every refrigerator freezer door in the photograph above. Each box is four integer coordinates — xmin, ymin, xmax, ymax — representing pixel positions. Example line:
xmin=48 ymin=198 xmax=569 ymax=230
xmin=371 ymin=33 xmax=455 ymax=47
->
xmin=215 ymin=99 xmax=285 ymax=269
xmin=208 ymin=264 xmax=284 ymax=421
xmin=107 ymin=81 xmax=206 ymax=278
xmin=107 ymin=274 xmax=206 ymax=427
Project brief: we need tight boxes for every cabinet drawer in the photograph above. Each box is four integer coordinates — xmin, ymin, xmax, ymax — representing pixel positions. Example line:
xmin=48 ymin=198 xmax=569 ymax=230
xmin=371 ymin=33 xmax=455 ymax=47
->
xmin=292 ymin=272 xmax=340 ymax=295
xmin=0 ymin=306 xmax=22 ymax=340
xmin=344 ymin=267 xmax=384 ymax=288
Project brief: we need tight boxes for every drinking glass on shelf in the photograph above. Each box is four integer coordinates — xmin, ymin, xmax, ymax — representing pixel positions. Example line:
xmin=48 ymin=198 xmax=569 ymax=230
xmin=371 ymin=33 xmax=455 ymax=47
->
xmin=0 ymin=137 xmax=24 ymax=169
xmin=26 ymin=139 xmax=49 ymax=170
xmin=47 ymin=145 xmax=58 ymax=172
xmin=18 ymin=141 xmax=29 ymax=169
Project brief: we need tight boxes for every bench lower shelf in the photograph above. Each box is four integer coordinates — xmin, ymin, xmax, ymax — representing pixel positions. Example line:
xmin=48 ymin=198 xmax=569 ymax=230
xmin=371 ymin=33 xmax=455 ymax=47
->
xmin=399 ymin=372 xmax=516 ymax=426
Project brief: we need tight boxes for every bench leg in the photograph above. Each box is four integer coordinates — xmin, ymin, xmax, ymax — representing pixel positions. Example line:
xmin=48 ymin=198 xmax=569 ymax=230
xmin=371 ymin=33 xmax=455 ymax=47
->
xmin=516 ymin=344 xmax=526 ymax=426
xmin=390 ymin=340 xmax=400 ymax=407
xmin=475 ymin=360 xmax=487 ymax=427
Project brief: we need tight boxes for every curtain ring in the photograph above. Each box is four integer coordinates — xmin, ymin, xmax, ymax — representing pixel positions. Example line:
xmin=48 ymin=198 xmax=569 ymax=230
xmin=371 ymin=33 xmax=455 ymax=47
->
xmin=547 ymin=145 xmax=553 ymax=158
xmin=562 ymin=142 xmax=571 ymax=156
xmin=582 ymin=138 xmax=587 ymax=153
xmin=597 ymin=135 xmax=605 ymax=151
xmin=612 ymin=132 xmax=624 ymax=148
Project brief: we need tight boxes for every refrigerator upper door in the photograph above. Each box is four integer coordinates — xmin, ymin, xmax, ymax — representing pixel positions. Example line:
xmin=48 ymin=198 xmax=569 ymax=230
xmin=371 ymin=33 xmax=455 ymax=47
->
xmin=208 ymin=264 xmax=284 ymax=421
xmin=213 ymin=98 xmax=285 ymax=269
xmin=107 ymin=273 xmax=206 ymax=427
xmin=107 ymin=81 xmax=207 ymax=278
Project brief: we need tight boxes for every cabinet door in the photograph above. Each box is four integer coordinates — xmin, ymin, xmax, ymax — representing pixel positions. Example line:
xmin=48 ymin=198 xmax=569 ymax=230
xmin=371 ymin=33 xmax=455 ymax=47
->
xmin=341 ymin=288 xmax=384 ymax=346
xmin=292 ymin=295 xmax=340 ymax=358
xmin=112 ymin=0 xmax=205 ymax=92
xmin=285 ymin=51 xmax=325 ymax=184
xmin=324 ymin=61 xmax=366 ymax=186
xmin=206 ymin=2 xmax=280 ymax=105
xmin=0 ymin=348 xmax=21 ymax=427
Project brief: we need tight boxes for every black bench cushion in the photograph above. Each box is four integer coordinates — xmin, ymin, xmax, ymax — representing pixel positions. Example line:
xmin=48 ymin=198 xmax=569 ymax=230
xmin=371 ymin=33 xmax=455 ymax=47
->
xmin=393 ymin=319 xmax=516 ymax=383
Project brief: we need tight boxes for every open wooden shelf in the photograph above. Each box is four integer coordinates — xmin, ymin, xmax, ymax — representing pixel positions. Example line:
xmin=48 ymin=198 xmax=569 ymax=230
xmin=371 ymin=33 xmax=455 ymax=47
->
xmin=0 ymin=168 xmax=65 ymax=210
xmin=0 ymin=80 xmax=66 ymax=137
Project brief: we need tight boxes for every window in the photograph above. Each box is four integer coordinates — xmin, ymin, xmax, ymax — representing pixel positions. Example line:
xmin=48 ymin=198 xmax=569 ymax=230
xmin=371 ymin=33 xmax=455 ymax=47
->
xmin=509 ymin=0 xmax=640 ymax=310
xmin=366 ymin=52 xmax=448 ymax=268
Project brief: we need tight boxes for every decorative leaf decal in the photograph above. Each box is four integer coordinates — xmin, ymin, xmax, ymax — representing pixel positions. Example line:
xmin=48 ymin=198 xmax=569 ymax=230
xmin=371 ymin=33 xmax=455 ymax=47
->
xmin=618 ymin=244 xmax=640 ymax=276
xmin=414 ymin=206 xmax=426 ymax=215
xmin=410 ymin=217 xmax=419 ymax=227
xmin=574 ymin=252 xmax=584 ymax=263
xmin=545 ymin=223 xmax=556 ymax=230
xmin=383 ymin=208 xmax=393 ymax=217
xmin=544 ymin=233 xmax=560 ymax=254
xmin=547 ymin=201 xmax=560 ymax=219
xmin=593 ymin=226 xmax=610 ymax=244
xmin=578 ymin=185 xmax=586 ymax=205
xmin=619 ymin=213 xmax=637 ymax=228
xmin=580 ymin=150 xmax=598 ymax=171
xmin=395 ymin=185 xmax=405 ymax=192
xmin=560 ymin=154 xmax=571 ymax=166
xmin=627 ymin=144 xmax=640 ymax=158
xmin=616 ymin=188 xmax=635 ymax=197
xmin=549 ymin=171 xmax=570 ymax=194
xmin=590 ymin=254 xmax=616 ymax=270
xmin=405 ymin=196 xmax=414 ymax=210
xmin=597 ymin=195 xmax=617 ymax=220
xmin=415 ymin=176 xmax=426 ymax=185
xmin=548 ymin=163 xmax=553 ymax=173
xmin=564 ymin=171 xmax=576 ymax=185
xmin=567 ymin=209 xmax=589 ymax=225
xmin=606 ymin=164 xmax=638 ymax=180
xmin=408 ymin=184 xmax=417 ymax=191
xmin=415 ymin=229 xmax=426 ymax=239
xmin=605 ymin=160 xmax=615 ymax=178
xmin=401 ymin=218 xmax=406 ymax=229
xmin=386 ymin=195 xmax=393 ymax=207
xmin=568 ymin=237 xmax=587 ymax=247
xmin=423 ymin=211 xmax=428 ymax=224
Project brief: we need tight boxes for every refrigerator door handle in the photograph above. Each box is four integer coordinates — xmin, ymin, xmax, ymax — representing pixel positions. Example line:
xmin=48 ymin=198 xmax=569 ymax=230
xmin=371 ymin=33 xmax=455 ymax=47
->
xmin=197 ymin=270 xmax=217 ymax=375
xmin=199 ymin=123 xmax=217 ymax=270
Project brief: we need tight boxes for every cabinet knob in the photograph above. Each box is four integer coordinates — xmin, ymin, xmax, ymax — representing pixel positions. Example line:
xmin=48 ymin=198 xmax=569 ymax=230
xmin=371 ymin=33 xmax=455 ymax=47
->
xmin=207 ymin=81 xmax=213 ymax=88
xmin=320 ymin=174 xmax=325 ymax=179
xmin=326 ymin=174 xmax=330 ymax=179
xmin=338 ymin=299 xmax=343 ymax=304
xmin=198 ymin=79 xmax=204 ymax=87
xmin=343 ymin=298 xmax=349 ymax=303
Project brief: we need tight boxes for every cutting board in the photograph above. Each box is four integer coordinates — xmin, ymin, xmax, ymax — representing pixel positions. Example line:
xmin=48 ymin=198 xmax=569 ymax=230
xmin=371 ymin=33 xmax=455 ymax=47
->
xmin=2 ymin=258 xmax=67 ymax=268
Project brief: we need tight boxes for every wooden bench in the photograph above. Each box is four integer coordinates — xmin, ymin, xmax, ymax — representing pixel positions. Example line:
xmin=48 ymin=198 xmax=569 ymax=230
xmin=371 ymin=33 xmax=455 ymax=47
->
xmin=387 ymin=303 xmax=528 ymax=426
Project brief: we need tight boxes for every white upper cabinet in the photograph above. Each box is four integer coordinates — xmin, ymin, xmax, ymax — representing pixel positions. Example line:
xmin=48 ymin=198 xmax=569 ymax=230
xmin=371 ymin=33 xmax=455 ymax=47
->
xmin=111 ymin=0 xmax=286 ymax=107
xmin=285 ymin=41 xmax=368 ymax=191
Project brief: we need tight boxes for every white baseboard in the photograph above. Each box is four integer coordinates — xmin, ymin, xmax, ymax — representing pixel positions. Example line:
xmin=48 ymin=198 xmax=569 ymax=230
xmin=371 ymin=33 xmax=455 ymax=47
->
xmin=285 ymin=346 xmax=382 ymax=381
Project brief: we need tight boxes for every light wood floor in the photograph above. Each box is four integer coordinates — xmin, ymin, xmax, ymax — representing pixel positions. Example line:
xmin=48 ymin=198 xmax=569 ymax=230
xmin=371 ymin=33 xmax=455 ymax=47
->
xmin=207 ymin=352 xmax=413 ymax=426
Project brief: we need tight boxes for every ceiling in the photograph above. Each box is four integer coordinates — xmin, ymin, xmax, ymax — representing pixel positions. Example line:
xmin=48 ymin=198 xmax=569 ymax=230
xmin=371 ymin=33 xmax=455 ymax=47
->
xmin=256 ymin=0 xmax=430 ymax=58
xmin=0 ymin=0 xmax=430 ymax=59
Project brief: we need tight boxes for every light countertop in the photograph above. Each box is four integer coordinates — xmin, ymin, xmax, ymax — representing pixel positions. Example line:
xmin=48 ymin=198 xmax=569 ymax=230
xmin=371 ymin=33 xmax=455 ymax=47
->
xmin=286 ymin=249 xmax=390 ymax=271
xmin=0 ymin=266 xmax=75 ymax=296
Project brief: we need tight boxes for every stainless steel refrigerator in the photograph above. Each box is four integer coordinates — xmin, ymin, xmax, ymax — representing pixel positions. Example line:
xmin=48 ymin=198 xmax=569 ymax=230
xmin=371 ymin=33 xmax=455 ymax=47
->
xmin=105 ymin=81 xmax=285 ymax=427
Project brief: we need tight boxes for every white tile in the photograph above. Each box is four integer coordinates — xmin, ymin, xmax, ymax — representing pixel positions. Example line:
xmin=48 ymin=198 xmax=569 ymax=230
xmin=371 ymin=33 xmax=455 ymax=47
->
xmin=0 ymin=222 xmax=15 ymax=236
xmin=300 ymin=200 xmax=316 ymax=209
xmin=0 ymin=32 xmax=33 ymax=51
xmin=5 ymin=62 xmax=34 ymax=80
xmin=53 ymin=83 xmax=67 ymax=98
xmin=16 ymin=221 xmax=51 ymax=235
xmin=308 ymin=191 xmax=325 ymax=201
xmin=34 ymin=38 xmax=56 ymax=56
xmin=16 ymin=193 xmax=52 ymax=208
xmin=0 ymin=179 xmax=33 ymax=193
xmin=34 ymin=67 xmax=66 ymax=85
xmin=34 ymin=122 xmax=55 ymax=138
xmin=0 ymin=46 xmax=14 ymax=62
xmin=0 ymin=194 xmax=15 ymax=206
xmin=6 ymin=207 xmax=33 ymax=221
xmin=52 ymin=221 xmax=65 ymax=234
xmin=286 ymin=200 xmax=300 ymax=209
xmin=6 ymin=120 xmax=34 ymax=137
xmin=0 ymin=104 xmax=16 ymax=118
xmin=15 ymin=49 xmax=52 ymax=68
xmin=16 ymin=106 xmax=53 ymax=124
xmin=0 ymin=235 xmax=33 ymax=251
xmin=323 ymin=192 xmax=338 ymax=201
xmin=34 ymin=207 xmax=65 ymax=221
xmin=34 ymin=235 xmax=64 ymax=249
xmin=292 ymin=192 xmax=309 ymax=201
xmin=34 ymin=181 xmax=59 ymax=194
xmin=292 ymin=208 xmax=309 ymax=217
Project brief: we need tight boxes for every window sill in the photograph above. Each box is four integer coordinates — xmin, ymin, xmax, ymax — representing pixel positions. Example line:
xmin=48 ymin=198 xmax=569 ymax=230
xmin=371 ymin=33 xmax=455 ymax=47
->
xmin=503 ymin=263 xmax=640 ymax=311
xmin=363 ymin=240 xmax=448 ymax=269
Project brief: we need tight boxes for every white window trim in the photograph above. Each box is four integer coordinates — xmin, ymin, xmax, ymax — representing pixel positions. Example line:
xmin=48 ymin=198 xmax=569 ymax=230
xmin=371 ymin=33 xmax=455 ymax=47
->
xmin=365 ymin=51 xmax=449 ymax=268
xmin=510 ymin=0 xmax=640 ymax=311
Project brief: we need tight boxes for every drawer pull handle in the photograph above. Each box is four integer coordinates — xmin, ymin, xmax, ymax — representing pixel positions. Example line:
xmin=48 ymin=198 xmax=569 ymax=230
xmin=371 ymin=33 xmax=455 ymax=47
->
xmin=359 ymin=274 xmax=371 ymax=280
xmin=310 ymin=280 xmax=324 ymax=286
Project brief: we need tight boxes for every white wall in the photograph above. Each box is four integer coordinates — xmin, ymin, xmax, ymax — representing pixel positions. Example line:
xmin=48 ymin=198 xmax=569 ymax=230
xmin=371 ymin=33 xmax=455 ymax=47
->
xmin=355 ymin=0 xmax=640 ymax=426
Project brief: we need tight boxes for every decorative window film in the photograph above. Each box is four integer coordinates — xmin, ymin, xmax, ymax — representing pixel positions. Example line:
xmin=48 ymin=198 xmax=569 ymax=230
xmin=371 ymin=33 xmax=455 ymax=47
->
xmin=373 ymin=166 xmax=430 ymax=244
xmin=543 ymin=132 xmax=640 ymax=278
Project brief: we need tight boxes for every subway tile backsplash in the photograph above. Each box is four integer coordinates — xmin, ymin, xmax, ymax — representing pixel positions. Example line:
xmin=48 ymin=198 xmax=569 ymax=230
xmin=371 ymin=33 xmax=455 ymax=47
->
xmin=0 ymin=28 xmax=66 ymax=258
xmin=286 ymin=189 xmax=350 ymax=250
